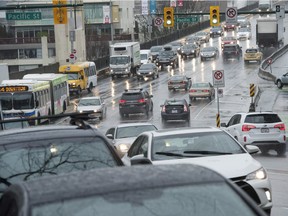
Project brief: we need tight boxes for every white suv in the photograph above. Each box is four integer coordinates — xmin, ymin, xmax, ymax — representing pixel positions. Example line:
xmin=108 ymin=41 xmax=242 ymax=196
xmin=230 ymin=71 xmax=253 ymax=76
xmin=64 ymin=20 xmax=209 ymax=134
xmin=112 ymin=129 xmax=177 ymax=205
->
xmin=221 ymin=112 xmax=286 ymax=156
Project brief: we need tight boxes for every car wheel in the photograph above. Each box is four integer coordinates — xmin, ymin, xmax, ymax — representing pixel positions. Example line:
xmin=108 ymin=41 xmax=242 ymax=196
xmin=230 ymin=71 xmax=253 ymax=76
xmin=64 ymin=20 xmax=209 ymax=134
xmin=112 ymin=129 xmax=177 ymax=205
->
xmin=150 ymin=102 xmax=153 ymax=112
xmin=276 ymin=144 xmax=286 ymax=156
xmin=277 ymin=80 xmax=283 ymax=89
xmin=260 ymin=147 xmax=269 ymax=155
xmin=152 ymin=74 xmax=155 ymax=80
xmin=209 ymin=95 xmax=212 ymax=101
xmin=88 ymin=83 xmax=93 ymax=93
xmin=99 ymin=112 xmax=103 ymax=120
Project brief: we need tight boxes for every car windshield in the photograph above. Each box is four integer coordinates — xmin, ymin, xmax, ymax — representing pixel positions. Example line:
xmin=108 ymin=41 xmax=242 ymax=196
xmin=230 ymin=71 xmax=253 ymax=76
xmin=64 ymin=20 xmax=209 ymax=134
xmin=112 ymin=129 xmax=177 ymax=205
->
xmin=79 ymin=98 xmax=100 ymax=106
xmin=0 ymin=137 xmax=118 ymax=193
xmin=116 ymin=125 xmax=156 ymax=139
xmin=170 ymin=76 xmax=185 ymax=81
xmin=244 ymin=114 xmax=282 ymax=123
xmin=246 ymin=49 xmax=258 ymax=53
xmin=223 ymin=37 xmax=235 ymax=41
xmin=238 ymin=28 xmax=249 ymax=32
xmin=169 ymin=42 xmax=182 ymax=46
xmin=192 ymin=83 xmax=209 ymax=88
xmin=223 ymin=46 xmax=237 ymax=51
xmin=159 ymin=51 xmax=174 ymax=57
xmin=32 ymin=183 xmax=257 ymax=216
xmin=110 ymin=56 xmax=129 ymax=64
xmin=66 ymin=73 xmax=79 ymax=80
xmin=212 ymin=27 xmax=221 ymax=31
xmin=140 ymin=64 xmax=153 ymax=70
xmin=0 ymin=92 xmax=34 ymax=110
xmin=152 ymin=132 xmax=245 ymax=160
xmin=202 ymin=47 xmax=215 ymax=52
xmin=150 ymin=46 xmax=162 ymax=52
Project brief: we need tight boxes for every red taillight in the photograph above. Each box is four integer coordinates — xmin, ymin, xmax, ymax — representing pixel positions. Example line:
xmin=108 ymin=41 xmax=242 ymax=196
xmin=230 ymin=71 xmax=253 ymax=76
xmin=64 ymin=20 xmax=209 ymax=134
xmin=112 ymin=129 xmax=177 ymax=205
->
xmin=119 ymin=99 xmax=126 ymax=104
xmin=162 ymin=106 xmax=166 ymax=112
xmin=242 ymin=124 xmax=256 ymax=132
xmin=202 ymin=90 xmax=209 ymax=92
xmin=138 ymin=98 xmax=146 ymax=103
xmin=184 ymin=105 xmax=188 ymax=112
xmin=189 ymin=89 xmax=197 ymax=92
xmin=274 ymin=123 xmax=286 ymax=131
xmin=181 ymin=81 xmax=185 ymax=84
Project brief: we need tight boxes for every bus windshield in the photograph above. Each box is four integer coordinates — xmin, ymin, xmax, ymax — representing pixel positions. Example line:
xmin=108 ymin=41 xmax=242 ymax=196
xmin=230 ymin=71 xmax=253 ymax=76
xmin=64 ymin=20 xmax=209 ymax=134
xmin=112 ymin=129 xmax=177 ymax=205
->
xmin=64 ymin=73 xmax=79 ymax=80
xmin=0 ymin=92 xmax=34 ymax=110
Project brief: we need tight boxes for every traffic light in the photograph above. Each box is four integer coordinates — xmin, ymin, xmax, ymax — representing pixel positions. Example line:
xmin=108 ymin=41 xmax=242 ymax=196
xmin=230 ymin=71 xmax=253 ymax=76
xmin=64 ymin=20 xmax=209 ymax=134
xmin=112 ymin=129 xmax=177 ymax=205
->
xmin=163 ymin=7 xmax=174 ymax=28
xmin=276 ymin=5 xmax=280 ymax=12
xmin=210 ymin=6 xmax=220 ymax=26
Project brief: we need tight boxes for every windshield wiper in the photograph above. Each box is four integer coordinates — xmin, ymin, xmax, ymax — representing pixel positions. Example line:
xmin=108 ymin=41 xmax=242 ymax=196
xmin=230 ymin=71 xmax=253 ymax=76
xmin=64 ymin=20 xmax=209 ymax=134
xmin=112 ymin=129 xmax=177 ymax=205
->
xmin=155 ymin=151 xmax=184 ymax=157
xmin=183 ymin=150 xmax=233 ymax=155
xmin=0 ymin=177 xmax=11 ymax=187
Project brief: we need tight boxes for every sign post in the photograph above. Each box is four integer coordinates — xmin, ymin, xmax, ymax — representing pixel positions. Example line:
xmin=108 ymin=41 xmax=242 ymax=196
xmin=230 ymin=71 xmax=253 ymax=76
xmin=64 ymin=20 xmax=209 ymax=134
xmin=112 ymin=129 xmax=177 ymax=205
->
xmin=212 ymin=70 xmax=225 ymax=127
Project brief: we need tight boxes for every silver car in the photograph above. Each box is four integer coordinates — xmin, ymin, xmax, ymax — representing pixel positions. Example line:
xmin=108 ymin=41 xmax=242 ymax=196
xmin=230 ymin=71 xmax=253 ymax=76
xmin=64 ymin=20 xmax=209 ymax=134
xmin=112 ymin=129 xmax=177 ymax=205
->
xmin=200 ymin=46 xmax=219 ymax=61
xmin=76 ymin=96 xmax=107 ymax=120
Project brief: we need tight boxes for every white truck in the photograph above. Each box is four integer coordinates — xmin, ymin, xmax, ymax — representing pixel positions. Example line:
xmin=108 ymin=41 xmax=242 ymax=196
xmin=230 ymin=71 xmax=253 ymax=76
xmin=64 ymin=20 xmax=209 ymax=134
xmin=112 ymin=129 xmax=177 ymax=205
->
xmin=109 ymin=42 xmax=141 ymax=79
xmin=256 ymin=17 xmax=284 ymax=50
xmin=0 ymin=63 xmax=9 ymax=83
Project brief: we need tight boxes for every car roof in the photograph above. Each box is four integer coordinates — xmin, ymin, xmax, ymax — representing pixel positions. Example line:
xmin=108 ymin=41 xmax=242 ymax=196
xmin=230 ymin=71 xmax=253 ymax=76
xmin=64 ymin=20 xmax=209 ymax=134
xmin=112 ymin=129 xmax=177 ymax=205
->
xmin=0 ymin=125 xmax=101 ymax=145
xmin=79 ymin=96 xmax=101 ymax=100
xmin=143 ymin=127 xmax=222 ymax=137
xmin=116 ymin=122 xmax=157 ymax=128
xmin=9 ymin=164 xmax=225 ymax=205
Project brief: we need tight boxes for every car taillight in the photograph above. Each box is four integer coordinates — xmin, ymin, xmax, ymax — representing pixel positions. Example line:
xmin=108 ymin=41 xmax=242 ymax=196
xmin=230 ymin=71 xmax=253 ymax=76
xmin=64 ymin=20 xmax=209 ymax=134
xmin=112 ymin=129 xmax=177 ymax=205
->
xmin=184 ymin=105 xmax=188 ymax=112
xmin=138 ymin=98 xmax=146 ymax=103
xmin=242 ymin=124 xmax=256 ymax=132
xmin=189 ymin=90 xmax=197 ymax=92
xmin=181 ymin=81 xmax=186 ymax=84
xmin=119 ymin=99 xmax=126 ymax=104
xmin=162 ymin=106 xmax=166 ymax=112
xmin=202 ymin=90 xmax=209 ymax=92
xmin=274 ymin=123 xmax=286 ymax=131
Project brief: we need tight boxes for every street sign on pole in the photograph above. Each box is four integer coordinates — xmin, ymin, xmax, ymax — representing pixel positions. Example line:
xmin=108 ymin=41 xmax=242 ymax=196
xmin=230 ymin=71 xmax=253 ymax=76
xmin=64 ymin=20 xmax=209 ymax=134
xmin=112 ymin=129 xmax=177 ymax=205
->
xmin=212 ymin=70 xmax=225 ymax=88
xmin=176 ymin=16 xmax=198 ymax=23
xmin=276 ymin=5 xmax=285 ymax=19
xmin=154 ymin=17 xmax=163 ymax=26
xmin=226 ymin=7 xmax=237 ymax=24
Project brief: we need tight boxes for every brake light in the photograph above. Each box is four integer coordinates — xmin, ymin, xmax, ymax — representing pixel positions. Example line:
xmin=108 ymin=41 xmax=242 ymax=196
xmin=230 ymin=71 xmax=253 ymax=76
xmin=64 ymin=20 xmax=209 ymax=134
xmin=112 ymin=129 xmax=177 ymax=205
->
xmin=274 ymin=123 xmax=286 ymax=131
xmin=119 ymin=99 xmax=126 ymax=104
xmin=162 ymin=106 xmax=166 ymax=112
xmin=242 ymin=124 xmax=256 ymax=131
xmin=181 ymin=81 xmax=185 ymax=84
xmin=202 ymin=90 xmax=209 ymax=92
xmin=138 ymin=98 xmax=146 ymax=103
xmin=190 ymin=89 xmax=197 ymax=92
xmin=184 ymin=105 xmax=188 ymax=112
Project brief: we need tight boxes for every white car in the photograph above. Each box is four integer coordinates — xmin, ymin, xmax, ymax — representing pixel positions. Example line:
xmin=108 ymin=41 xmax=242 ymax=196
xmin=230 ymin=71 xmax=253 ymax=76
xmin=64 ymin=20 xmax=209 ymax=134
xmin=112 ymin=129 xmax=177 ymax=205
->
xmin=237 ymin=27 xmax=252 ymax=40
xmin=122 ymin=127 xmax=272 ymax=214
xmin=76 ymin=96 xmax=107 ymax=120
xmin=105 ymin=122 xmax=157 ymax=158
xmin=221 ymin=111 xmax=286 ymax=156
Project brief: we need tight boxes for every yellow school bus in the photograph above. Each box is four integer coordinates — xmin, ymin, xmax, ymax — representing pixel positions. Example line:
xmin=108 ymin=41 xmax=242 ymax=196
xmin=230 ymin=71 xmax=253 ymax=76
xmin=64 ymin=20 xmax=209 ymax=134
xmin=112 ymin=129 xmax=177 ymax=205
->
xmin=59 ymin=61 xmax=97 ymax=95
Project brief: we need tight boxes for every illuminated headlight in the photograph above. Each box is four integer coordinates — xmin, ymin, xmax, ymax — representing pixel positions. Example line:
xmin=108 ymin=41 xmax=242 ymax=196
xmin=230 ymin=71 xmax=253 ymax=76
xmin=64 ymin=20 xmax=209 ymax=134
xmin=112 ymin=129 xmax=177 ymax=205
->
xmin=79 ymin=110 xmax=83 ymax=113
xmin=182 ymin=51 xmax=184 ymax=53
xmin=266 ymin=9 xmax=269 ymax=11
xmin=137 ymin=71 xmax=141 ymax=74
xmin=258 ymin=9 xmax=262 ymax=12
xmin=72 ymin=82 xmax=76 ymax=86
xmin=246 ymin=167 xmax=267 ymax=180
xmin=110 ymin=69 xmax=113 ymax=73
xmin=231 ymin=25 xmax=234 ymax=27
xmin=265 ymin=190 xmax=272 ymax=201
xmin=217 ymin=31 xmax=221 ymax=33
xmin=200 ymin=53 xmax=204 ymax=56
xmin=119 ymin=144 xmax=129 ymax=153
xmin=149 ymin=71 xmax=153 ymax=74
xmin=224 ymin=25 xmax=227 ymax=27
xmin=94 ymin=109 xmax=99 ymax=112
xmin=191 ymin=50 xmax=195 ymax=53
xmin=125 ymin=68 xmax=129 ymax=72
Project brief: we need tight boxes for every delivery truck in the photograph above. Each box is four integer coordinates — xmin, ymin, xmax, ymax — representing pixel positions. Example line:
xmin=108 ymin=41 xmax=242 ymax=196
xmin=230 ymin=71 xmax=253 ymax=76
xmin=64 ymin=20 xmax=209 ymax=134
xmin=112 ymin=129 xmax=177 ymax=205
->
xmin=109 ymin=42 xmax=141 ymax=79
xmin=256 ymin=17 xmax=284 ymax=50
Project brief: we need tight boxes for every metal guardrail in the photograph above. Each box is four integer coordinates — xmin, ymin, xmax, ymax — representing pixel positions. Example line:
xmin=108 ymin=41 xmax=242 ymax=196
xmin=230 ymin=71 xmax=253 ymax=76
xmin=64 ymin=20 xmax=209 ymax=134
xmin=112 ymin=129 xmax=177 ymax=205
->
xmin=258 ymin=44 xmax=288 ymax=82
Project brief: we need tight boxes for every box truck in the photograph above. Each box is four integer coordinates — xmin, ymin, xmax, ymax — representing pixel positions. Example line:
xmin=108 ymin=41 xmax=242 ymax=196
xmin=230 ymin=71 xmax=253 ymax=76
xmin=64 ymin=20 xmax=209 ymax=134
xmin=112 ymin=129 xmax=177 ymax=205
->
xmin=109 ymin=42 xmax=141 ymax=79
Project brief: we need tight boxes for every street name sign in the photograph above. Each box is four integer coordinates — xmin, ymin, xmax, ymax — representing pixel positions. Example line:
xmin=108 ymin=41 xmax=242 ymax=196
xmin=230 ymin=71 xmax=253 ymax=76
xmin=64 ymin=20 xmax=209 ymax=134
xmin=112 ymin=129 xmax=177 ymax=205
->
xmin=6 ymin=12 xmax=41 ymax=20
xmin=176 ymin=16 xmax=198 ymax=23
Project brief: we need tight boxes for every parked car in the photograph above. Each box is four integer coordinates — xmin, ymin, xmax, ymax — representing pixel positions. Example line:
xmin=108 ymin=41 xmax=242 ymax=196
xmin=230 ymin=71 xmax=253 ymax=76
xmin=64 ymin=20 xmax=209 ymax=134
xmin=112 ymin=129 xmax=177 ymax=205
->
xmin=105 ymin=123 xmax=157 ymax=157
xmin=156 ymin=49 xmax=178 ymax=69
xmin=179 ymin=44 xmax=200 ymax=59
xmin=221 ymin=111 xmax=286 ymax=156
xmin=76 ymin=96 xmax=107 ymax=120
xmin=275 ymin=72 xmax=288 ymax=89
xmin=0 ymin=116 xmax=124 ymax=195
xmin=244 ymin=48 xmax=263 ymax=64
xmin=193 ymin=31 xmax=210 ymax=43
xmin=118 ymin=88 xmax=153 ymax=118
xmin=221 ymin=36 xmax=237 ymax=48
xmin=189 ymin=82 xmax=215 ymax=101
xmin=222 ymin=44 xmax=242 ymax=61
xmin=160 ymin=98 xmax=191 ymax=124
xmin=136 ymin=63 xmax=159 ymax=80
xmin=210 ymin=26 xmax=224 ymax=37
xmin=0 ymin=164 xmax=269 ymax=216
xmin=122 ymin=127 xmax=272 ymax=214
xmin=168 ymin=75 xmax=192 ymax=91
xmin=223 ymin=21 xmax=237 ymax=31
xmin=200 ymin=46 xmax=219 ymax=61
xmin=149 ymin=45 xmax=163 ymax=62
xmin=237 ymin=27 xmax=252 ymax=40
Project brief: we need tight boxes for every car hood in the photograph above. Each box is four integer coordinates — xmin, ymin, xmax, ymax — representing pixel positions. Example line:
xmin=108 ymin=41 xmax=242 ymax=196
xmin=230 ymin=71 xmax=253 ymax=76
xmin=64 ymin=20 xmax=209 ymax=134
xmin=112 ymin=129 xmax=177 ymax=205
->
xmin=153 ymin=153 xmax=261 ymax=179
xmin=113 ymin=137 xmax=136 ymax=147
xmin=77 ymin=105 xmax=102 ymax=111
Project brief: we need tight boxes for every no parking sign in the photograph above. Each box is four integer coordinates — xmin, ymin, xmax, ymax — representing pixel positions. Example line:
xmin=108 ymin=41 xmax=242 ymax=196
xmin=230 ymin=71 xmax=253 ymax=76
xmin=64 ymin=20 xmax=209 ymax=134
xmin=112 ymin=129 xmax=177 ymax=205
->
xmin=212 ymin=70 xmax=225 ymax=87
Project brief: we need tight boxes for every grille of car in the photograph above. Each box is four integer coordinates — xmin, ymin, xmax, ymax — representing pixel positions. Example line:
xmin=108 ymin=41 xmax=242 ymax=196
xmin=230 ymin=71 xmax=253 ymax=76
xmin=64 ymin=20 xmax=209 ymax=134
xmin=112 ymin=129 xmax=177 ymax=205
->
xmin=230 ymin=176 xmax=261 ymax=204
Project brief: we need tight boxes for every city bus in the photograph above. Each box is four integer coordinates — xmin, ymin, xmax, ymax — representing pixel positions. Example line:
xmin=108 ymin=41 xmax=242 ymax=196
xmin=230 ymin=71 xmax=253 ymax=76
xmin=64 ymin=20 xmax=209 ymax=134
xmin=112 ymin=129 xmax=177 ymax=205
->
xmin=58 ymin=61 xmax=97 ymax=95
xmin=0 ymin=79 xmax=51 ymax=125
xmin=23 ymin=73 xmax=69 ymax=115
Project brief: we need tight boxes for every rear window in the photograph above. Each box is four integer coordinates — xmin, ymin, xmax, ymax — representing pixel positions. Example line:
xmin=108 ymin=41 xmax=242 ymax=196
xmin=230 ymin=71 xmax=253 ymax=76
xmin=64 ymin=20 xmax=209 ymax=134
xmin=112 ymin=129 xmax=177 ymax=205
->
xmin=192 ymin=83 xmax=209 ymax=88
xmin=244 ymin=114 xmax=282 ymax=123
xmin=122 ymin=93 xmax=142 ymax=100
xmin=223 ymin=46 xmax=237 ymax=51
xmin=246 ymin=49 xmax=257 ymax=53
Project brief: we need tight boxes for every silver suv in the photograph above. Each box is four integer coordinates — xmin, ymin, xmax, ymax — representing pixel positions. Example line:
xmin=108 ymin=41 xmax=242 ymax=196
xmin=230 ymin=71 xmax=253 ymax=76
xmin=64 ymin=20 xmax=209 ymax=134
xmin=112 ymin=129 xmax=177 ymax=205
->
xmin=275 ymin=72 xmax=288 ymax=89
xmin=221 ymin=112 xmax=286 ymax=156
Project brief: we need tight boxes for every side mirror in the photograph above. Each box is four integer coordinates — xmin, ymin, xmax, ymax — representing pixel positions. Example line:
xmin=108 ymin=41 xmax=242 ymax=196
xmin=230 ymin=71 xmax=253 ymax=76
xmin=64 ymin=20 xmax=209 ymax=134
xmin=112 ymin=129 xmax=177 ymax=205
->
xmin=131 ymin=154 xmax=152 ymax=166
xmin=150 ymin=95 xmax=153 ymax=98
xmin=106 ymin=134 xmax=114 ymax=139
xmin=220 ymin=123 xmax=227 ymax=127
xmin=245 ymin=145 xmax=260 ymax=154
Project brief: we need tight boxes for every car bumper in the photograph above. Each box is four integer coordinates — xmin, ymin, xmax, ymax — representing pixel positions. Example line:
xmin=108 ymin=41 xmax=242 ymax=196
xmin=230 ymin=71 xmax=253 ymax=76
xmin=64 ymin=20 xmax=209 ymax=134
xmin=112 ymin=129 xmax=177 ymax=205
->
xmin=161 ymin=112 xmax=190 ymax=120
xmin=244 ymin=57 xmax=261 ymax=61
xmin=156 ymin=61 xmax=174 ymax=66
xmin=189 ymin=93 xmax=211 ymax=98
xmin=137 ymin=73 xmax=155 ymax=78
xmin=168 ymin=84 xmax=187 ymax=90
xmin=119 ymin=106 xmax=147 ymax=114
xmin=238 ymin=134 xmax=286 ymax=147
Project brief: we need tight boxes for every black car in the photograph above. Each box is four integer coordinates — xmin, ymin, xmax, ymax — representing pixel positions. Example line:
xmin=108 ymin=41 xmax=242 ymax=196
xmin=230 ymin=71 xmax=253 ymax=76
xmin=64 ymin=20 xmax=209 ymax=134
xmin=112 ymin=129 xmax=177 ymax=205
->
xmin=209 ymin=26 xmax=224 ymax=37
xmin=168 ymin=75 xmax=191 ymax=91
xmin=156 ymin=50 xmax=178 ymax=69
xmin=0 ymin=116 xmax=124 ymax=195
xmin=136 ymin=63 xmax=159 ymax=80
xmin=222 ymin=44 xmax=242 ymax=61
xmin=119 ymin=88 xmax=153 ymax=118
xmin=161 ymin=98 xmax=191 ymax=124
xmin=0 ymin=164 xmax=268 ymax=216
xmin=179 ymin=44 xmax=200 ymax=59
xmin=150 ymin=45 xmax=163 ymax=62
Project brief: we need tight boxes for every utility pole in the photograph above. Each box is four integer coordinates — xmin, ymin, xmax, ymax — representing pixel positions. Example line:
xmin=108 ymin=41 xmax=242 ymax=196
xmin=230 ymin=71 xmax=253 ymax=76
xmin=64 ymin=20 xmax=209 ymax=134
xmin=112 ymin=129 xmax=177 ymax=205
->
xmin=110 ymin=0 xmax=114 ymax=43
xmin=69 ymin=0 xmax=75 ymax=54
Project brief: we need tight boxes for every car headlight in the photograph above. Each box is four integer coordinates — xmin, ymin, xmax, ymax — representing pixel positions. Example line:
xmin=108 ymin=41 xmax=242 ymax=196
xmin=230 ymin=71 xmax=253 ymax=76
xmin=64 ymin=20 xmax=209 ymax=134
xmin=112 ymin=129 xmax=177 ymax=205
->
xmin=217 ymin=31 xmax=221 ymax=33
xmin=79 ymin=110 xmax=83 ymax=113
xmin=125 ymin=68 xmax=128 ymax=72
xmin=94 ymin=109 xmax=99 ymax=112
xmin=191 ymin=50 xmax=195 ymax=53
xmin=110 ymin=69 xmax=113 ymax=73
xmin=119 ymin=144 xmax=129 ymax=153
xmin=246 ymin=167 xmax=267 ymax=181
xmin=137 ymin=71 xmax=141 ymax=74
xmin=182 ymin=50 xmax=184 ymax=53
xmin=149 ymin=71 xmax=153 ymax=74
xmin=72 ymin=82 xmax=76 ymax=86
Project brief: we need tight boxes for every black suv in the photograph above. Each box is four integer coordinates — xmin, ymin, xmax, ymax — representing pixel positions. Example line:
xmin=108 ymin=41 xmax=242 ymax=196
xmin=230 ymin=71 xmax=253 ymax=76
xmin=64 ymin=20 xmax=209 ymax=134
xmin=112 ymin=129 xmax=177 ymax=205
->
xmin=119 ymin=88 xmax=153 ymax=118
xmin=222 ymin=44 xmax=242 ymax=61
xmin=155 ymin=47 xmax=178 ymax=69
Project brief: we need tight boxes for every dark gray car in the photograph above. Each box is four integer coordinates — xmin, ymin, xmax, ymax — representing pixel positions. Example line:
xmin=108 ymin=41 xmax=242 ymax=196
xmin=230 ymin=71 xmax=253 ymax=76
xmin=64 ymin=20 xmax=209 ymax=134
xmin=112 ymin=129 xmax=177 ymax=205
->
xmin=136 ymin=63 xmax=159 ymax=80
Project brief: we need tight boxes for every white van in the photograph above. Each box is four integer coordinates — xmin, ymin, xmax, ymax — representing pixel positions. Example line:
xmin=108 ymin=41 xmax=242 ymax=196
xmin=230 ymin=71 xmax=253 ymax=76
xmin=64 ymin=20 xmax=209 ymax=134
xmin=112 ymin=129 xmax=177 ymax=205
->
xmin=140 ymin=49 xmax=152 ymax=64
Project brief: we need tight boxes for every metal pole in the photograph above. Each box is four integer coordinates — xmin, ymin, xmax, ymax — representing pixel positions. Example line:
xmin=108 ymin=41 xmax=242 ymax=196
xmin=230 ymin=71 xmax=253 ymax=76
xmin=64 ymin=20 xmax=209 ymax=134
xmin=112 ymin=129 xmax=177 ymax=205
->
xmin=217 ymin=87 xmax=220 ymax=114
xmin=70 ymin=0 xmax=74 ymax=54
xmin=110 ymin=0 xmax=114 ymax=43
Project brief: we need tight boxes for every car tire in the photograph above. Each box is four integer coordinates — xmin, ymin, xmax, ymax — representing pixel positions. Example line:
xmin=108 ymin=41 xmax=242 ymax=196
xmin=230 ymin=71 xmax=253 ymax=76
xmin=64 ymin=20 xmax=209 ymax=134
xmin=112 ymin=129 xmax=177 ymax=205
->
xmin=99 ymin=112 xmax=103 ymax=120
xmin=150 ymin=102 xmax=153 ymax=112
xmin=260 ymin=147 xmax=269 ymax=155
xmin=87 ymin=83 xmax=93 ymax=93
xmin=277 ymin=80 xmax=283 ymax=89
xmin=276 ymin=144 xmax=286 ymax=156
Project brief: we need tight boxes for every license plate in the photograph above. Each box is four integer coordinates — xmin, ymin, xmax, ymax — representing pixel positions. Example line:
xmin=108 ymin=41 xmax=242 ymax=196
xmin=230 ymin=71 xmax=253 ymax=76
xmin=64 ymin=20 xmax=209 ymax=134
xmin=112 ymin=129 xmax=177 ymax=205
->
xmin=261 ymin=128 xmax=269 ymax=133
xmin=171 ymin=110 xmax=178 ymax=113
